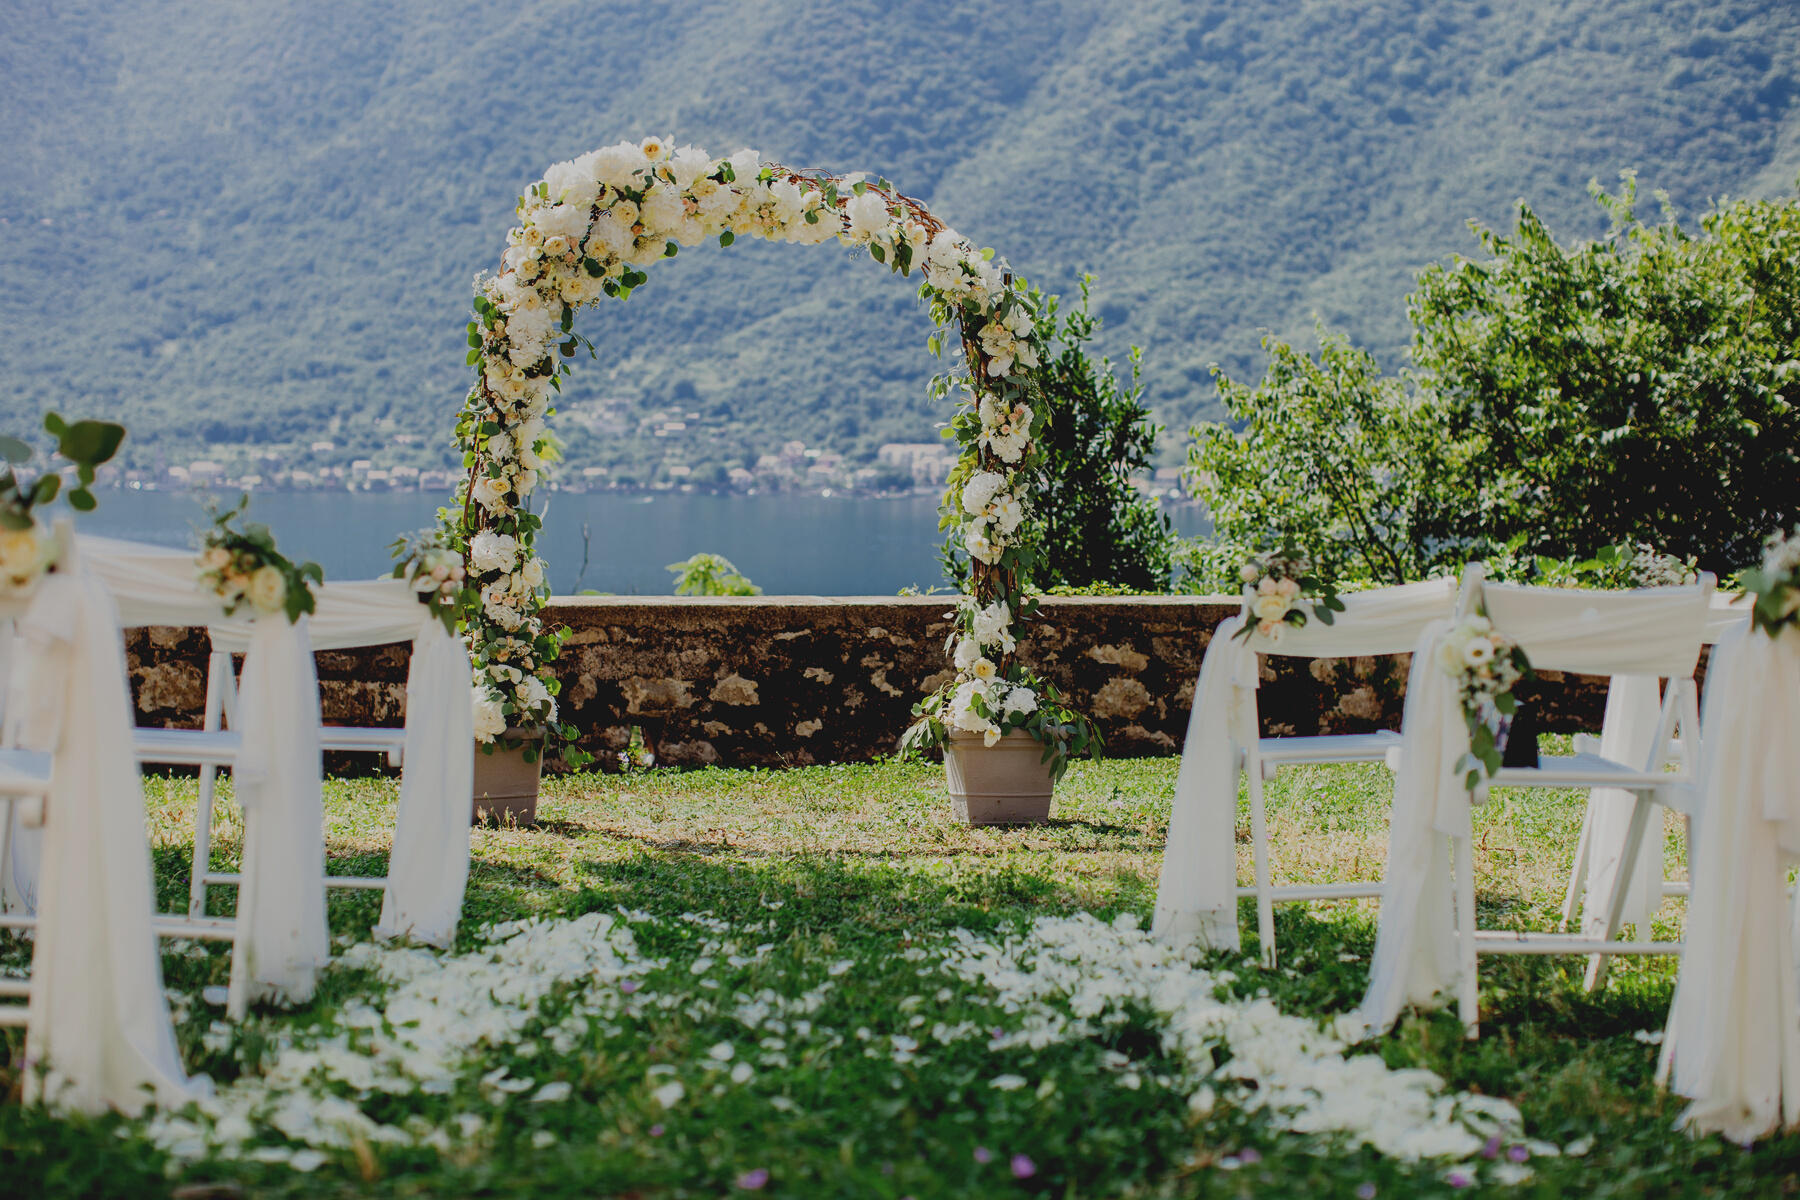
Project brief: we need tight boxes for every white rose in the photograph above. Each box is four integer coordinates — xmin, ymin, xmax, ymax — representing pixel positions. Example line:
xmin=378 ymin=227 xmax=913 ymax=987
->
xmin=472 ymin=685 xmax=507 ymax=743
xmin=727 ymin=148 xmax=761 ymax=182
xmin=1239 ymin=563 xmax=1260 ymax=584
xmin=521 ymin=558 xmax=546 ymax=588
xmin=471 ymin=476 xmax=512 ymax=514
xmin=470 ymin=530 xmax=520 ymax=574
xmin=953 ymin=638 xmax=981 ymax=669
xmin=640 ymin=183 xmax=685 ymax=233
xmin=1462 ymin=638 xmax=1496 ymax=667
xmin=1257 ymin=619 xmax=1285 ymax=645
xmin=1252 ymin=594 xmax=1290 ymax=623
xmin=972 ymin=657 xmax=997 ymax=682
xmin=591 ymin=142 xmax=644 ymax=190
xmin=983 ymin=727 xmax=1002 ymax=747
xmin=247 ymin=565 xmax=288 ymax=615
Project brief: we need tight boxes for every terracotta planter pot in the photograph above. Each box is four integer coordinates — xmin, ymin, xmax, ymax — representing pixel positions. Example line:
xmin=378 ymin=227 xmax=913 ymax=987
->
xmin=944 ymin=730 xmax=1056 ymax=825
xmin=472 ymin=730 xmax=543 ymax=826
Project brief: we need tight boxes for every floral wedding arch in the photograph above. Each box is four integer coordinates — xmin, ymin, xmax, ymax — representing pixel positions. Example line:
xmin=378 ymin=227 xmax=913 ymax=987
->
xmin=453 ymin=137 xmax=1094 ymax=771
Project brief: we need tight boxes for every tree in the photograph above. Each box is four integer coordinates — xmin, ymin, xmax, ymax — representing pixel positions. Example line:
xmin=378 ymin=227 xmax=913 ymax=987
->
xmin=1023 ymin=278 xmax=1172 ymax=591
xmin=1411 ymin=174 xmax=1800 ymax=573
xmin=667 ymin=553 xmax=761 ymax=596
xmin=1182 ymin=329 xmax=1466 ymax=588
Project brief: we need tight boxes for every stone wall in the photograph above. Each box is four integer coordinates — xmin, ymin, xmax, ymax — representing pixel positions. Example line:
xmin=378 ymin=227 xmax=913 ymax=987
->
xmin=124 ymin=596 xmax=1619 ymax=771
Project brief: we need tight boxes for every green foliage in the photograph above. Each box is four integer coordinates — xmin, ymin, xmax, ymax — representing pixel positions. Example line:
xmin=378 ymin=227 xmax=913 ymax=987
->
xmin=0 ymin=412 xmax=126 ymax=530
xmin=1182 ymin=330 xmax=1461 ymax=589
xmin=387 ymin=527 xmax=469 ymax=635
xmin=1023 ymin=278 xmax=1172 ymax=592
xmin=666 ymin=552 xmax=761 ymax=597
xmin=1411 ymin=174 xmax=1800 ymax=573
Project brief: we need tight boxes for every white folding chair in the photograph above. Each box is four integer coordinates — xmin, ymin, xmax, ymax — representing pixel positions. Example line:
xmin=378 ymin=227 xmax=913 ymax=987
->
xmin=1446 ymin=564 xmax=1712 ymax=1034
xmin=1556 ymin=592 xmax=1747 ymax=939
xmin=134 ymin=643 xmax=406 ymax=919
xmin=1233 ymin=578 xmax=1457 ymax=965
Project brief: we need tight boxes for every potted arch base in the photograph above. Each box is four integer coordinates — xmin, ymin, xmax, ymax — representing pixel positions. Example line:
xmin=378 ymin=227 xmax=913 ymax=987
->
xmin=943 ymin=730 xmax=1056 ymax=825
xmin=472 ymin=729 xmax=543 ymax=826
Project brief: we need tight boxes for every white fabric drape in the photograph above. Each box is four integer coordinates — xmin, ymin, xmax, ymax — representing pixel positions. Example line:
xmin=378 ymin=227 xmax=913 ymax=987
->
xmin=211 ymin=578 xmax=475 ymax=949
xmin=1664 ymin=620 xmax=1800 ymax=1144
xmin=1358 ymin=581 xmax=1712 ymax=1035
xmin=1152 ymin=579 xmax=1458 ymax=952
xmin=1578 ymin=676 xmax=1666 ymax=938
xmin=10 ymin=548 xmax=203 ymax=1114
xmin=231 ymin=616 xmax=330 ymax=1004
xmin=374 ymin=618 xmax=474 ymax=946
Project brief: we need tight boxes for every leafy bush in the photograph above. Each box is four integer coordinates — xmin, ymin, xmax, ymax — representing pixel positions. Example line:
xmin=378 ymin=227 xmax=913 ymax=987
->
xmin=667 ymin=553 xmax=761 ymax=596
xmin=1181 ymin=330 xmax=1463 ymax=589
xmin=1184 ymin=179 xmax=1800 ymax=583
xmin=1412 ymin=174 xmax=1800 ymax=574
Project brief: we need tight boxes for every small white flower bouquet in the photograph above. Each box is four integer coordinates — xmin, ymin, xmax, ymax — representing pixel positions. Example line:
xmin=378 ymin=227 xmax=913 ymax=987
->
xmin=1232 ymin=549 xmax=1344 ymax=644
xmin=1737 ymin=526 xmax=1800 ymax=640
xmin=1437 ymin=613 xmax=1533 ymax=792
xmin=389 ymin=527 xmax=469 ymax=635
xmin=898 ymin=596 xmax=1101 ymax=781
xmin=195 ymin=496 xmax=322 ymax=623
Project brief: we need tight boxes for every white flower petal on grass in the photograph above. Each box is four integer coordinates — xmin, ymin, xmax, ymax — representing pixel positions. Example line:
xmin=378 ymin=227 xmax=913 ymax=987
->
xmin=827 ymin=959 xmax=855 ymax=977
xmin=530 ymin=1130 xmax=557 ymax=1148
xmin=531 ymin=1082 xmax=571 ymax=1103
xmin=989 ymin=1074 xmax=1028 ymax=1091
xmin=690 ymin=957 xmax=715 ymax=975
xmin=289 ymin=1150 xmax=328 ymax=1173
xmin=730 ymin=1062 xmax=754 ymax=1084
xmin=651 ymin=1080 xmax=686 ymax=1109
xmin=708 ymin=1041 xmax=736 ymax=1062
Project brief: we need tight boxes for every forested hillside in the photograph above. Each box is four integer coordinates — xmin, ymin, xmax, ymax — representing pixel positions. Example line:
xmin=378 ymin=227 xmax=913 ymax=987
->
xmin=4 ymin=0 xmax=1798 ymax=480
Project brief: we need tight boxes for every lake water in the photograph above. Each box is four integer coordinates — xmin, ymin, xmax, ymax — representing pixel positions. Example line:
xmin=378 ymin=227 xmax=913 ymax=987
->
xmin=75 ymin=489 xmax=1210 ymax=595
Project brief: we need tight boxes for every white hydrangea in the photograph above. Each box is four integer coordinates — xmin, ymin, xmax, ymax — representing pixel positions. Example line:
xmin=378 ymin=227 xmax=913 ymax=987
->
xmin=947 ymin=679 xmax=994 ymax=733
xmin=844 ymin=190 xmax=891 ymax=241
xmin=953 ymin=638 xmax=982 ymax=669
xmin=668 ymin=145 xmax=714 ymax=190
xmin=469 ymin=531 xmax=519 ymax=575
xmin=472 ymin=686 xmax=507 ymax=742
xmin=542 ymin=160 xmax=599 ymax=209
xmin=534 ymin=203 xmax=592 ymax=245
xmin=1003 ymin=686 xmax=1038 ymax=717
xmin=640 ymin=183 xmax=685 ymax=234
xmin=960 ymin=471 xmax=1005 ymax=516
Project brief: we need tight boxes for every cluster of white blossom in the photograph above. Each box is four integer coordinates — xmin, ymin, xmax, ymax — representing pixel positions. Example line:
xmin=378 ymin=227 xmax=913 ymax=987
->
xmin=959 ymin=469 xmax=1027 ymax=566
xmin=136 ymin=910 xmax=1528 ymax=1184
xmin=458 ymin=138 xmax=1036 ymax=739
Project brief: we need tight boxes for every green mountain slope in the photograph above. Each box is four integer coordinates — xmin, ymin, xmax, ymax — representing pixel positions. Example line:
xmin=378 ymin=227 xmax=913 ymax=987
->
xmin=4 ymin=0 xmax=1798 ymax=480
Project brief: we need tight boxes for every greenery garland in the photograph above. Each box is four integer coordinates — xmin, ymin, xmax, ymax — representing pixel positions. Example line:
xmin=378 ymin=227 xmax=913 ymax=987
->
xmin=451 ymin=137 xmax=1093 ymax=772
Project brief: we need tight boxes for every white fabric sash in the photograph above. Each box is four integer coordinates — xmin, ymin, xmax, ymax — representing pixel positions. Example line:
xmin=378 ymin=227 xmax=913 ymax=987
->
xmin=374 ymin=617 xmax=474 ymax=947
xmin=1577 ymin=676 xmax=1665 ymax=938
xmin=11 ymin=551 xmax=204 ymax=1114
xmin=1664 ymin=621 xmax=1800 ymax=1143
xmin=232 ymin=616 xmax=330 ymax=1005
xmin=1152 ymin=578 xmax=1458 ymax=952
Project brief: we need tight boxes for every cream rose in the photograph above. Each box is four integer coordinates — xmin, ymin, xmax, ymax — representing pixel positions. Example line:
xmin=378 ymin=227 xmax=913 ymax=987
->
xmin=248 ymin=565 xmax=287 ymax=615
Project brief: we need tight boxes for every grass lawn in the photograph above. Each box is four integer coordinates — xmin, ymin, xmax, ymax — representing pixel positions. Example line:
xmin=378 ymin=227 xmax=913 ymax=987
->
xmin=3 ymin=745 xmax=1797 ymax=1198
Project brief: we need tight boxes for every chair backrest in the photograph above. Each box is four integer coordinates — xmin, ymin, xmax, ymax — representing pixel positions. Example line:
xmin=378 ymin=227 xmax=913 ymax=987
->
xmin=1241 ymin=575 xmax=1459 ymax=658
xmin=1472 ymin=573 xmax=1716 ymax=679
